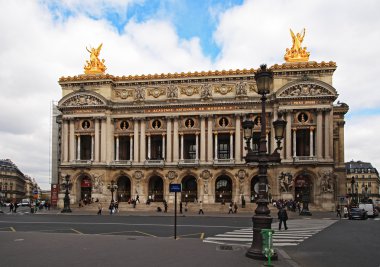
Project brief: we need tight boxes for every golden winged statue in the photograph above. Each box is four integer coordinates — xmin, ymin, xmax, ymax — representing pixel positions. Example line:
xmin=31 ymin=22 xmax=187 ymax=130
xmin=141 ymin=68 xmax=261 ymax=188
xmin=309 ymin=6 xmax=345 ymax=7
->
xmin=284 ymin=28 xmax=310 ymax=62
xmin=84 ymin=43 xmax=107 ymax=74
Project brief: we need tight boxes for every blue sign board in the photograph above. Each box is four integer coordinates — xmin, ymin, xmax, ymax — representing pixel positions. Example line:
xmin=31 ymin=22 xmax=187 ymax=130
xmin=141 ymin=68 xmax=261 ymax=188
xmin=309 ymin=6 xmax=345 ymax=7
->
xmin=169 ymin=183 xmax=182 ymax=193
xmin=33 ymin=190 xmax=39 ymax=194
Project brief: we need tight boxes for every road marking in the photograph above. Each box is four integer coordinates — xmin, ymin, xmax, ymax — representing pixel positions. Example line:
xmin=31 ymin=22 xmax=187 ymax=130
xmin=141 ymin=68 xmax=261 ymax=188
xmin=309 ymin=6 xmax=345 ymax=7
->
xmin=71 ymin=228 xmax=83 ymax=234
xmin=135 ymin=230 xmax=157 ymax=237
xmin=10 ymin=227 xmax=16 ymax=232
xmin=170 ymin=232 xmax=203 ymax=238
xmin=200 ymin=232 xmax=204 ymax=239
xmin=97 ymin=230 xmax=141 ymax=235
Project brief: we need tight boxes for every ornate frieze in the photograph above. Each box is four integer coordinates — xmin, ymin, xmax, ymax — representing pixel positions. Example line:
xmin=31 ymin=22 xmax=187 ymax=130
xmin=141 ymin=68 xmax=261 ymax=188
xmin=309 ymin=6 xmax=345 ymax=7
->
xmin=167 ymin=85 xmax=178 ymax=99
xmin=147 ymin=87 xmax=165 ymax=98
xmin=62 ymin=94 xmax=105 ymax=107
xmin=134 ymin=86 xmax=145 ymax=101
xmin=235 ymin=82 xmax=248 ymax=96
xmin=214 ymin=84 xmax=233 ymax=95
xmin=279 ymin=83 xmax=332 ymax=97
xmin=200 ymin=84 xmax=212 ymax=99
xmin=180 ymin=85 xmax=200 ymax=96
xmin=114 ymin=89 xmax=133 ymax=99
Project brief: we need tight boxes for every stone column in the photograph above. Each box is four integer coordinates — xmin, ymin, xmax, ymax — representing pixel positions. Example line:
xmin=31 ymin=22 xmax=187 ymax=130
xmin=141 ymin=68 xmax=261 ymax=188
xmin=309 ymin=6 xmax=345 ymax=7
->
xmin=286 ymin=111 xmax=292 ymax=160
xmin=338 ymin=121 xmax=345 ymax=164
xmin=162 ymin=134 xmax=166 ymax=160
xmin=329 ymin=109 xmax=334 ymax=159
xmin=100 ymin=118 xmax=107 ymax=162
xmin=200 ymin=116 xmax=206 ymax=162
xmin=62 ymin=119 xmax=69 ymax=162
xmin=173 ymin=117 xmax=179 ymax=162
xmin=195 ymin=133 xmax=199 ymax=160
xmin=91 ymin=134 xmax=94 ymax=161
xmin=180 ymin=133 xmax=184 ymax=160
xmin=214 ymin=132 xmax=218 ymax=160
xmin=166 ymin=118 xmax=172 ymax=162
xmin=133 ymin=119 xmax=139 ymax=163
xmin=94 ymin=119 xmax=100 ymax=162
xmin=292 ymin=128 xmax=297 ymax=157
xmin=115 ymin=135 xmax=119 ymax=161
xmin=316 ymin=109 xmax=323 ymax=160
xmin=310 ymin=127 xmax=314 ymax=157
xmin=140 ymin=119 xmax=146 ymax=162
xmin=76 ymin=135 xmax=81 ymax=160
xmin=147 ymin=134 xmax=151 ymax=160
xmin=130 ymin=134 xmax=133 ymax=161
xmin=106 ymin=116 xmax=114 ymax=164
xmin=234 ymin=114 xmax=241 ymax=162
xmin=230 ymin=131 xmax=234 ymax=160
xmin=271 ymin=107 xmax=278 ymax=154
xmin=324 ymin=109 xmax=330 ymax=159
xmin=69 ymin=119 xmax=75 ymax=161
xmin=207 ymin=116 xmax=213 ymax=162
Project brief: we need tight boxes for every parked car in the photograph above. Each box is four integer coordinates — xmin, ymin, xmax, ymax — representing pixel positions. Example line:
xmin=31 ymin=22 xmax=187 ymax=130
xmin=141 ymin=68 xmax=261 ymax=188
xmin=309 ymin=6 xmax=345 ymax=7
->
xmin=348 ymin=208 xmax=368 ymax=220
xmin=359 ymin=203 xmax=375 ymax=217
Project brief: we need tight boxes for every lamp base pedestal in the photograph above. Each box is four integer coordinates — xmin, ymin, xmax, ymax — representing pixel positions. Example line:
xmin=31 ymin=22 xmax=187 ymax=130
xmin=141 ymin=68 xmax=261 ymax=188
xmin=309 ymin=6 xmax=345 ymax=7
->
xmin=246 ymin=215 xmax=278 ymax=261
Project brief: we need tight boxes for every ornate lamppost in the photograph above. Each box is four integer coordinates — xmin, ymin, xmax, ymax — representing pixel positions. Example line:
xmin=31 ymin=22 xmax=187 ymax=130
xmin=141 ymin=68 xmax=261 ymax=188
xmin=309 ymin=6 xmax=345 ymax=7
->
xmin=243 ymin=64 xmax=287 ymax=260
xmin=350 ymin=176 xmax=355 ymax=206
xmin=61 ymin=175 xmax=72 ymax=213
xmin=107 ymin=180 xmax=118 ymax=204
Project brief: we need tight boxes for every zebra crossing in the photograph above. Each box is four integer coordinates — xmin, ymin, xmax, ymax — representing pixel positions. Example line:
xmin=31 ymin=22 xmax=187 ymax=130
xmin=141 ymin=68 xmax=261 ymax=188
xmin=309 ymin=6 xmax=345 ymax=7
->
xmin=203 ymin=219 xmax=337 ymax=247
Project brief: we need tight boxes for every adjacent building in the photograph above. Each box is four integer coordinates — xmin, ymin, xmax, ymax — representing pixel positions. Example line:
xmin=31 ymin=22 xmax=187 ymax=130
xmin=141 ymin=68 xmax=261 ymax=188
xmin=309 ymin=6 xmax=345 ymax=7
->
xmin=0 ymin=159 xmax=26 ymax=202
xmin=345 ymin=160 xmax=380 ymax=201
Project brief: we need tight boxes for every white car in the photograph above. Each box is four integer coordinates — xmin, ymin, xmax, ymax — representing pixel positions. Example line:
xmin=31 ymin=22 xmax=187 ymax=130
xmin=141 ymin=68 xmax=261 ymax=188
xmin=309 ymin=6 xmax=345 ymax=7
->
xmin=359 ymin=203 xmax=375 ymax=217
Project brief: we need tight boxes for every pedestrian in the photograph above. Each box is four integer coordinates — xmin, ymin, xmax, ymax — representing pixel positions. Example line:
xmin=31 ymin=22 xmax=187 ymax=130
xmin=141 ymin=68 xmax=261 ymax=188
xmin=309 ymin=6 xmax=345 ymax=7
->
xmin=179 ymin=201 xmax=183 ymax=214
xmin=343 ymin=206 xmax=348 ymax=218
xmin=297 ymin=202 xmax=301 ymax=214
xmin=109 ymin=202 xmax=114 ymax=215
xmin=336 ymin=205 xmax=341 ymax=219
xmin=9 ymin=202 xmax=14 ymax=213
xmin=228 ymin=202 xmax=233 ymax=214
xmin=136 ymin=194 xmax=140 ymax=203
xmin=97 ymin=203 xmax=102 ymax=215
xmin=278 ymin=206 xmax=288 ymax=230
xmin=114 ymin=201 xmax=119 ymax=213
xmin=233 ymin=202 xmax=238 ymax=214
xmin=164 ymin=200 xmax=168 ymax=213
xmin=185 ymin=202 xmax=188 ymax=212
xmin=14 ymin=202 xmax=18 ymax=213
xmin=198 ymin=201 xmax=204 ymax=214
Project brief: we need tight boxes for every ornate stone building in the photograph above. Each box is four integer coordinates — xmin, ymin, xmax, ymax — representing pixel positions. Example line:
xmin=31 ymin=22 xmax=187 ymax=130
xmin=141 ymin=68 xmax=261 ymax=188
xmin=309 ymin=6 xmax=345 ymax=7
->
xmin=0 ymin=159 xmax=26 ymax=202
xmin=55 ymin=59 xmax=349 ymax=210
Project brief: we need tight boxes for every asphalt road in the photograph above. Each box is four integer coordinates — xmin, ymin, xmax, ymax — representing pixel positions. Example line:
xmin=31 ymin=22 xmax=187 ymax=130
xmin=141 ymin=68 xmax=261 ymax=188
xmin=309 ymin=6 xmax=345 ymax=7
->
xmin=0 ymin=211 xmax=251 ymax=239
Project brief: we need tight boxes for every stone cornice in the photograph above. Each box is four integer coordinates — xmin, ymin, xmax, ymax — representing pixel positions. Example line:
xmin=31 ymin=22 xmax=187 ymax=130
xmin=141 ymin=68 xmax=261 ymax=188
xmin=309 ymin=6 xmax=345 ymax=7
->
xmin=59 ymin=61 xmax=336 ymax=84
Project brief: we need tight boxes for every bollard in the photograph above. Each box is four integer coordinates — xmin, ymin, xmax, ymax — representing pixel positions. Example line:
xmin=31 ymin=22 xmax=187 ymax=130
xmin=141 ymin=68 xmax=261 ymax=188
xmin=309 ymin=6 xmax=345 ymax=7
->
xmin=261 ymin=229 xmax=275 ymax=266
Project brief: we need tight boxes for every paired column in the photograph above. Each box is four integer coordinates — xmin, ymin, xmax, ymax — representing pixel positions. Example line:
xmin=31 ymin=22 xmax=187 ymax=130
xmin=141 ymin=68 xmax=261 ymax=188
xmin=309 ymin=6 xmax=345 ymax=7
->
xmin=234 ymin=114 xmax=241 ymax=162
xmin=324 ymin=109 xmax=331 ymax=159
xmin=309 ymin=127 xmax=314 ymax=157
xmin=162 ymin=134 xmax=166 ymax=160
xmin=316 ymin=109 xmax=323 ymax=160
xmin=62 ymin=119 xmax=69 ymax=162
xmin=100 ymin=118 xmax=107 ymax=162
xmin=180 ymin=134 xmax=184 ymax=160
xmin=214 ymin=132 xmax=218 ymax=160
xmin=147 ymin=134 xmax=151 ymax=159
xmin=285 ymin=111 xmax=292 ymax=160
xmin=94 ymin=119 xmax=100 ymax=162
xmin=292 ymin=128 xmax=297 ymax=157
xmin=69 ymin=119 xmax=75 ymax=161
xmin=173 ymin=117 xmax=179 ymax=161
xmin=130 ymin=134 xmax=133 ymax=161
xmin=76 ymin=135 xmax=81 ymax=160
xmin=140 ymin=119 xmax=146 ymax=162
xmin=166 ymin=118 xmax=172 ymax=162
xmin=207 ymin=116 xmax=213 ymax=162
xmin=195 ymin=133 xmax=199 ymax=160
xmin=230 ymin=132 xmax=234 ymax=160
xmin=133 ymin=119 xmax=139 ymax=163
xmin=115 ymin=136 xmax=119 ymax=161
xmin=106 ymin=116 xmax=114 ymax=164
xmin=200 ymin=116 xmax=206 ymax=162
xmin=91 ymin=135 xmax=94 ymax=161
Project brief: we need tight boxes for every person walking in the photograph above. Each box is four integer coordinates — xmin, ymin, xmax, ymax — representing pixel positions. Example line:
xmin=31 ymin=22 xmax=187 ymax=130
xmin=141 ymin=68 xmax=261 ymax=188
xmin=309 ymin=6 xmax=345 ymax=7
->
xmin=233 ymin=202 xmax=238 ymax=214
xmin=97 ymin=203 xmax=102 ymax=215
xmin=228 ymin=202 xmax=233 ymax=214
xmin=109 ymin=202 xmax=114 ymax=215
xmin=179 ymin=201 xmax=183 ymax=214
xmin=164 ymin=200 xmax=168 ymax=213
xmin=136 ymin=194 xmax=140 ymax=203
xmin=278 ymin=206 xmax=288 ymax=230
xmin=336 ymin=205 xmax=341 ymax=219
xmin=198 ymin=201 xmax=204 ymax=214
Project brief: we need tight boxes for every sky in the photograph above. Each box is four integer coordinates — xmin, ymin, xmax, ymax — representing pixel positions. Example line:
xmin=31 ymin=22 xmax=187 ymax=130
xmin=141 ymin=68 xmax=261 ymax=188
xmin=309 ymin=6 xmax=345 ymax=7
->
xmin=1 ymin=0 xmax=380 ymax=190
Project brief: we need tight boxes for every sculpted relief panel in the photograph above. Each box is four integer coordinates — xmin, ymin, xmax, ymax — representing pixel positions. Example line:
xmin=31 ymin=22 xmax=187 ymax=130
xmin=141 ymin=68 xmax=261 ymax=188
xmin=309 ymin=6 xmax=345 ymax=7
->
xmin=279 ymin=82 xmax=334 ymax=98
xmin=62 ymin=94 xmax=105 ymax=107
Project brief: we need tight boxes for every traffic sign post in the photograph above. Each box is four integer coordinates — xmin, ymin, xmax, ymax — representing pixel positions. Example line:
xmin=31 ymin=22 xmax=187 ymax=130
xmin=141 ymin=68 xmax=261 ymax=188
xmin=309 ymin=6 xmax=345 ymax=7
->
xmin=169 ymin=184 xmax=182 ymax=239
xmin=261 ymin=229 xmax=275 ymax=266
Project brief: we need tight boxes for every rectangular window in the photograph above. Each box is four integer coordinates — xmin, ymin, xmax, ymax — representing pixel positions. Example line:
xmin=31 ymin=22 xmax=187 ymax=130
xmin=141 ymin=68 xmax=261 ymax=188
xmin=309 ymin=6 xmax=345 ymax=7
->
xmin=80 ymin=135 xmax=92 ymax=160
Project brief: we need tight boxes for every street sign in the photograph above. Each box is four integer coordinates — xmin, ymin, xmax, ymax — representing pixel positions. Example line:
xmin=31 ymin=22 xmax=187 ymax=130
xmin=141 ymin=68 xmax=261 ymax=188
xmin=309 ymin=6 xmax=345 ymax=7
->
xmin=169 ymin=183 xmax=182 ymax=193
xmin=33 ymin=190 xmax=39 ymax=194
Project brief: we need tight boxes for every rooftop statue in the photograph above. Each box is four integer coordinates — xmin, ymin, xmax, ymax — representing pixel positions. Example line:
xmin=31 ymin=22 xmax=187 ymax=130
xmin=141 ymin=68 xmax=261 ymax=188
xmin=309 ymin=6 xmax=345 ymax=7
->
xmin=284 ymin=28 xmax=310 ymax=62
xmin=84 ymin=43 xmax=107 ymax=74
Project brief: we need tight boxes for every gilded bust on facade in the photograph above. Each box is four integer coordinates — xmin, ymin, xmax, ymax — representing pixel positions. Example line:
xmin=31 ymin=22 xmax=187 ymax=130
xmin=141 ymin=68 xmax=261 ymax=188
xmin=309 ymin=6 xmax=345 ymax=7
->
xmin=284 ymin=29 xmax=310 ymax=62
xmin=84 ymin=44 xmax=107 ymax=74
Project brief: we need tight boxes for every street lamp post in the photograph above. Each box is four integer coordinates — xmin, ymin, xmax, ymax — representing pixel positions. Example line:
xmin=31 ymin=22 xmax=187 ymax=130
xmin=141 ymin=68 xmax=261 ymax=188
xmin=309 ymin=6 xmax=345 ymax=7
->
xmin=61 ymin=175 xmax=72 ymax=213
xmin=350 ymin=176 xmax=355 ymax=206
xmin=107 ymin=180 xmax=118 ymax=204
xmin=243 ymin=64 xmax=287 ymax=260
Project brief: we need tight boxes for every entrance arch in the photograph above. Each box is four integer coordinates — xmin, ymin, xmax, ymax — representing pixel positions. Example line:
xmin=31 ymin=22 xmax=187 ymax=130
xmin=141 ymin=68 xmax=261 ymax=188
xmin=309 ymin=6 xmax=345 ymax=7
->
xmin=117 ymin=176 xmax=131 ymax=202
xmin=79 ymin=175 xmax=92 ymax=204
xmin=250 ymin=175 xmax=259 ymax=203
xmin=148 ymin=176 xmax=164 ymax=202
xmin=181 ymin=176 xmax=197 ymax=202
xmin=215 ymin=175 xmax=232 ymax=203
xmin=294 ymin=173 xmax=313 ymax=203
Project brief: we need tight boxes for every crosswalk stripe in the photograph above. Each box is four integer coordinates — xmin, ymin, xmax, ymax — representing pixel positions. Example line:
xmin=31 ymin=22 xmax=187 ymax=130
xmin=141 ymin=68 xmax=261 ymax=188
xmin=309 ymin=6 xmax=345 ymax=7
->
xmin=203 ymin=219 xmax=336 ymax=247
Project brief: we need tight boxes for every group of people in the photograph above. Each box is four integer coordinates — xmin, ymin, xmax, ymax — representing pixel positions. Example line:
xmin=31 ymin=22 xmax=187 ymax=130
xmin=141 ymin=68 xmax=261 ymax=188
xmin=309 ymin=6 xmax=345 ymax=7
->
xmin=273 ymin=199 xmax=302 ymax=214
xmin=228 ymin=202 xmax=239 ymax=214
